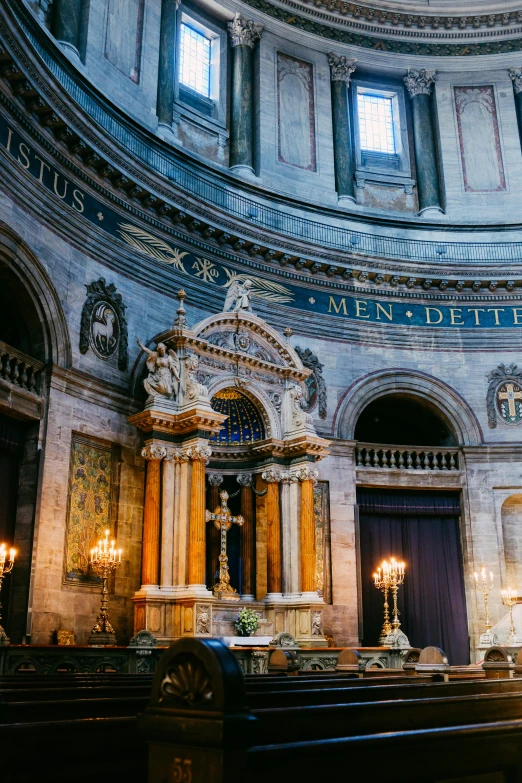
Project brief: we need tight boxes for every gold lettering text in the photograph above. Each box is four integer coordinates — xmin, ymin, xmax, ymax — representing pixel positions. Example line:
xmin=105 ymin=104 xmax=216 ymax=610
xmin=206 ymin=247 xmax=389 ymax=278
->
xmin=6 ymin=127 xmax=13 ymax=155
xmin=328 ymin=296 xmax=347 ymax=315
xmin=425 ymin=307 xmax=443 ymax=325
xmin=487 ymin=308 xmax=505 ymax=326
xmin=375 ymin=302 xmax=393 ymax=321
xmin=355 ymin=300 xmax=370 ymax=319
xmin=17 ymin=142 xmax=30 ymax=169
xmin=33 ymin=155 xmax=50 ymax=183
xmin=467 ymin=308 xmax=486 ymax=326
xmin=450 ymin=308 xmax=464 ymax=326
xmin=513 ymin=308 xmax=522 ymax=325
xmin=53 ymin=172 xmax=68 ymax=199
xmin=72 ymin=188 xmax=85 ymax=213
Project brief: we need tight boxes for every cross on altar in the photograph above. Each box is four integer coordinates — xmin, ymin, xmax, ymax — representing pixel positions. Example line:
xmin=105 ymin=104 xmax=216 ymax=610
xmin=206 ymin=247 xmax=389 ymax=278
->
xmin=499 ymin=383 xmax=522 ymax=419
xmin=206 ymin=490 xmax=244 ymax=600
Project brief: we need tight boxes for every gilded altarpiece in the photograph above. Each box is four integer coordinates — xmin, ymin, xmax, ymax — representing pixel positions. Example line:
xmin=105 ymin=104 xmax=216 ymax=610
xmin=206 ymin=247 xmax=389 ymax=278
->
xmin=63 ymin=435 xmax=118 ymax=586
xmin=314 ymin=481 xmax=332 ymax=603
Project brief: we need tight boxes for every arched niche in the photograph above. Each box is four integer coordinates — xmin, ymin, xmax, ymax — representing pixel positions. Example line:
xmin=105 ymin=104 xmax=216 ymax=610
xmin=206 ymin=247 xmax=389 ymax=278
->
xmin=209 ymin=388 xmax=267 ymax=445
xmin=335 ymin=369 xmax=482 ymax=447
xmin=501 ymin=494 xmax=522 ymax=591
xmin=0 ymin=225 xmax=71 ymax=367
xmin=354 ymin=393 xmax=458 ymax=447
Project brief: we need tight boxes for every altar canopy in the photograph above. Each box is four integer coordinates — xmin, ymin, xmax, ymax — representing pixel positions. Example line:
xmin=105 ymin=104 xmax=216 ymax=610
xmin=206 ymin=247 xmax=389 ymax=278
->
xmin=358 ymin=488 xmax=469 ymax=664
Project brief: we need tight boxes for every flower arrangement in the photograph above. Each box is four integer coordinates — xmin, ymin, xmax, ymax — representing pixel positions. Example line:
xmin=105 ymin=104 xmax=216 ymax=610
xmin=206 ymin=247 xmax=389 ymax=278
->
xmin=234 ymin=607 xmax=260 ymax=637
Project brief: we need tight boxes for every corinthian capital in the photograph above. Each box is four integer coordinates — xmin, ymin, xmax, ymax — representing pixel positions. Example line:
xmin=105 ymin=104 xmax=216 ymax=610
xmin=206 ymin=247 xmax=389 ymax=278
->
xmin=237 ymin=473 xmax=254 ymax=488
xmin=208 ymin=473 xmax=224 ymax=487
xmin=293 ymin=466 xmax=319 ymax=483
xmin=509 ymin=67 xmax=522 ymax=95
xmin=228 ymin=13 xmax=263 ymax=48
xmin=186 ymin=445 xmax=212 ymax=463
xmin=141 ymin=445 xmax=167 ymax=461
xmin=328 ymin=53 xmax=356 ymax=84
xmin=404 ymin=68 xmax=436 ymax=98
xmin=262 ymin=469 xmax=283 ymax=483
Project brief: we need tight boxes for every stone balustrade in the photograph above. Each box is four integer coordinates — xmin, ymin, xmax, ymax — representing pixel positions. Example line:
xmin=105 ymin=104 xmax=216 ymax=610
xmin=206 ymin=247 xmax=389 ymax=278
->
xmin=355 ymin=443 xmax=459 ymax=471
xmin=0 ymin=340 xmax=44 ymax=394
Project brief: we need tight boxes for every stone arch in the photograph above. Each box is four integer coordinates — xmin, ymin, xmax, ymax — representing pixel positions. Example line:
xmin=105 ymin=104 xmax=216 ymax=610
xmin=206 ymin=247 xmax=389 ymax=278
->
xmin=0 ymin=224 xmax=71 ymax=368
xmin=501 ymin=494 xmax=522 ymax=590
xmin=334 ymin=369 xmax=482 ymax=447
xmin=207 ymin=377 xmax=280 ymax=440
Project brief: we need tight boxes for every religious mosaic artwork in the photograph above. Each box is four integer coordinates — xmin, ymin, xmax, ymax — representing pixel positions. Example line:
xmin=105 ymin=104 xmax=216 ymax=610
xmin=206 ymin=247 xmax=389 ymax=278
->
xmin=210 ymin=389 xmax=266 ymax=444
xmin=454 ymin=86 xmax=506 ymax=193
xmin=64 ymin=436 xmax=116 ymax=585
xmin=295 ymin=346 xmax=327 ymax=419
xmin=314 ymin=481 xmax=332 ymax=603
xmin=277 ymin=53 xmax=316 ymax=171
xmin=487 ymin=364 xmax=522 ymax=427
xmin=80 ymin=279 xmax=128 ymax=370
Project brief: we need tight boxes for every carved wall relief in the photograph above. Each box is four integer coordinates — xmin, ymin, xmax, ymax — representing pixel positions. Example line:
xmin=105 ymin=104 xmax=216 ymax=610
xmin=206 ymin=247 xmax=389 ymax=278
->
xmin=487 ymin=363 xmax=522 ymax=427
xmin=295 ymin=346 xmax=327 ymax=419
xmin=80 ymin=279 xmax=128 ymax=370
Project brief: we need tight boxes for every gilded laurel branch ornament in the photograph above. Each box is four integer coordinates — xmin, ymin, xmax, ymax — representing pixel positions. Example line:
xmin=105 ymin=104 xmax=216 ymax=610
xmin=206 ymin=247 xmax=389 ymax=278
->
xmin=160 ymin=653 xmax=213 ymax=707
xmin=227 ymin=13 xmax=263 ymax=48
xmin=327 ymin=53 xmax=357 ymax=83
xmin=404 ymin=68 xmax=437 ymax=97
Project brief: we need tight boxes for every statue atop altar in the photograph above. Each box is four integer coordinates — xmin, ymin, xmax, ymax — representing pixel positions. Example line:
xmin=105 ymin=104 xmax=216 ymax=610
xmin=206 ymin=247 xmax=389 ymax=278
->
xmin=128 ymin=290 xmax=330 ymax=647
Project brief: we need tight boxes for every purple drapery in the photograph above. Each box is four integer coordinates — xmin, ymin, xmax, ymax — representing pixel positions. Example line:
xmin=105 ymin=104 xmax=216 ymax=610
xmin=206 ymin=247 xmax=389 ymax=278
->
xmin=358 ymin=488 xmax=469 ymax=665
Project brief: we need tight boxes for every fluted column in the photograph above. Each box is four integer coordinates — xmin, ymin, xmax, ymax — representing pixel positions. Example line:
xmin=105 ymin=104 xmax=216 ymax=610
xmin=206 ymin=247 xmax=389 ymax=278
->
xmin=187 ymin=446 xmax=212 ymax=588
xmin=280 ymin=472 xmax=300 ymax=597
xmin=296 ymin=466 xmax=319 ymax=596
xmin=238 ymin=474 xmax=255 ymax=600
xmin=160 ymin=452 xmax=175 ymax=588
xmin=51 ymin=0 xmax=83 ymax=58
xmin=328 ymin=53 xmax=357 ymax=204
xmin=509 ymin=68 xmax=522 ymax=152
xmin=262 ymin=470 xmax=282 ymax=597
xmin=207 ymin=474 xmax=223 ymax=587
xmin=228 ymin=13 xmax=263 ymax=174
xmin=404 ymin=69 xmax=443 ymax=216
xmin=141 ymin=445 xmax=166 ymax=587
xmin=157 ymin=0 xmax=179 ymax=130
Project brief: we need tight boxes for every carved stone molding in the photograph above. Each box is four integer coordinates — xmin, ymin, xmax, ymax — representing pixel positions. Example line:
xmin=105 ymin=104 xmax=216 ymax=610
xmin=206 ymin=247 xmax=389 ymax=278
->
xmin=509 ymin=67 xmax=522 ymax=94
xmin=327 ymin=53 xmax=356 ymax=84
xmin=486 ymin=363 xmax=522 ymax=428
xmin=261 ymin=469 xmax=283 ymax=483
xmin=141 ymin=445 xmax=167 ymax=461
xmin=227 ymin=13 xmax=263 ymax=48
xmin=404 ymin=69 xmax=437 ymax=98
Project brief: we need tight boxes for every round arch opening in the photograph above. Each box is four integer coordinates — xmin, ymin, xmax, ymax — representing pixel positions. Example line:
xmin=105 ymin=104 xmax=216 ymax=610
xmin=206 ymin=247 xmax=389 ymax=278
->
xmin=354 ymin=393 xmax=458 ymax=447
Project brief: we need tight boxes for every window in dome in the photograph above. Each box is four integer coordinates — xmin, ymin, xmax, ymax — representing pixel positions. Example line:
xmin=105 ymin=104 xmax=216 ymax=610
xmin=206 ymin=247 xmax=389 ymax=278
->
xmin=179 ymin=23 xmax=212 ymax=98
xmin=357 ymin=91 xmax=396 ymax=155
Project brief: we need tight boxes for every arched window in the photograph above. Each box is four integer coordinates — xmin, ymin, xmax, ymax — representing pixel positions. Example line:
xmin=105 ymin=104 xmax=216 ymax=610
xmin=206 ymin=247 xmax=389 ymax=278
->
xmin=354 ymin=393 xmax=457 ymax=447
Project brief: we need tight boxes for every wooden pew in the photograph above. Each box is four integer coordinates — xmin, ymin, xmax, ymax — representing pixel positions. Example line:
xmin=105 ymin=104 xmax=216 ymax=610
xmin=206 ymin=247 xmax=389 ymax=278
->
xmin=140 ymin=638 xmax=522 ymax=783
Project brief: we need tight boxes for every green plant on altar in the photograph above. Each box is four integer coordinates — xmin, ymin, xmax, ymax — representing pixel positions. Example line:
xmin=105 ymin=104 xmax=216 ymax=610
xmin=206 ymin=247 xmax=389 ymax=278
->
xmin=234 ymin=607 xmax=260 ymax=637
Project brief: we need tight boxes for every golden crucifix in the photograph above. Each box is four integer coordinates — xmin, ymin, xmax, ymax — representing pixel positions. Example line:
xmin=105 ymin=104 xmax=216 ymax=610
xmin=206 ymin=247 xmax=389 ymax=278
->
xmin=206 ymin=490 xmax=244 ymax=600
xmin=499 ymin=383 xmax=522 ymax=419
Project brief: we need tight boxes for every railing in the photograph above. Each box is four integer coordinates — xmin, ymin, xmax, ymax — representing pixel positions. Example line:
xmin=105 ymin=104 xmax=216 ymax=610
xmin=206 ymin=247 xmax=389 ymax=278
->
xmin=9 ymin=0 xmax=522 ymax=265
xmin=0 ymin=340 xmax=44 ymax=394
xmin=355 ymin=443 xmax=459 ymax=471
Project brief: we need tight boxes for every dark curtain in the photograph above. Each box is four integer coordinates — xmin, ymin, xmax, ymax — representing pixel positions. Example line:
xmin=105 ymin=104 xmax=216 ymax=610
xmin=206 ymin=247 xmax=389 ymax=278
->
xmin=358 ymin=488 xmax=469 ymax=665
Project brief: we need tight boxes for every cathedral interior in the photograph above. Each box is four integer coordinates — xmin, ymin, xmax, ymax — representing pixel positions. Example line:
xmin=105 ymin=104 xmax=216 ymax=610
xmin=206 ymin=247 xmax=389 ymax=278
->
xmin=4 ymin=0 xmax=522 ymax=778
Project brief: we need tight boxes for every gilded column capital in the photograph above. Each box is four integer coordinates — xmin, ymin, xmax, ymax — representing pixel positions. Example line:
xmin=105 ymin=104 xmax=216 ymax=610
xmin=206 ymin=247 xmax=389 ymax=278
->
xmin=186 ymin=445 xmax=212 ymax=463
xmin=141 ymin=445 xmax=167 ymax=461
xmin=404 ymin=68 xmax=437 ymax=98
xmin=509 ymin=67 xmax=522 ymax=95
xmin=292 ymin=466 xmax=319 ymax=483
xmin=208 ymin=473 xmax=224 ymax=487
xmin=227 ymin=13 xmax=263 ymax=48
xmin=237 ymin=473 xmax=254 ymax=488
xmin=327 ymin=53 xmax=356 ymax=84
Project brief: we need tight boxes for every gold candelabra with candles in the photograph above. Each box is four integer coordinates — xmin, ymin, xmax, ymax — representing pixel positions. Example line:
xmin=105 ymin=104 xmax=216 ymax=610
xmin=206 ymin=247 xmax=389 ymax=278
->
xmin=501 ymin=587 xmax=521 ymax=646
xmin=88 ymin=530 xmax=122 ymax=646
xmin=373 ymin=565 xmax=393 ymax=644
xmin=474 ymin=567 xmax=497 ymax=644
xmin=0 ymin=544 xmax=15 ymax=645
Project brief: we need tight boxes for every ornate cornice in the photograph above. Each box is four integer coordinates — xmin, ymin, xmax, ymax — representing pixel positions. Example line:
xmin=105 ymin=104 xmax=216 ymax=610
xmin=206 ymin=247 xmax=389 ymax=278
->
xmin=227 ymin=13 xmax=263 ymax=48
xmin=328 ymin=53 xmax=357 ymax=84
xmin=404 ymin=69 xmax=437 ymax=98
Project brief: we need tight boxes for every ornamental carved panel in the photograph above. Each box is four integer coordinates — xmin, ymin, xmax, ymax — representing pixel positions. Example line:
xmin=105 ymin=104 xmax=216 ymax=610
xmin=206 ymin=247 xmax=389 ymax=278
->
xmin=63 ymin=435 xmax=119 ymax=586
xmin=454 ymin=86 xmax=506 ymax=193
xmin=277 ymin=53 xmax=316 ymax=171
xmin=80 ymin=279 xmax=128 ymax=370
xmin=487 ymin=364 xmax=522 ymax=427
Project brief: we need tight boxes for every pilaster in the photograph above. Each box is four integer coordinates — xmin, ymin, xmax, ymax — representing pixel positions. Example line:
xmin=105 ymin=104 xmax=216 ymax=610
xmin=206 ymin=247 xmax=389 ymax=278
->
xmin=328 ymin=53 xmax=357 ymax=204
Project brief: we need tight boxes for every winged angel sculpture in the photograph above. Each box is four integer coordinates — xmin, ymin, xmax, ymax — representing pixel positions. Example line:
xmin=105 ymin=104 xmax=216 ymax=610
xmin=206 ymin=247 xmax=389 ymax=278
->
xmin=223 ymin=278 xmax=253 ymax=313
xmin=137 ymin=338 xmax=180 ymax=400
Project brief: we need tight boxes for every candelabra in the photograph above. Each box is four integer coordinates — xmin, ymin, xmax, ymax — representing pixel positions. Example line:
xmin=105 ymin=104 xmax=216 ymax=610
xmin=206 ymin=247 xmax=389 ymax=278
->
xmin=0 ymin=544 xmax=15 ymax=646
xmin=474 ymin=568 xmax=497 ymax=645
xmin=373 ymin=567 xmax=393 ymax=645
xmin=501 ymin=587 xmax=521 ymax=646
xmin=88 ymin=530 xmax=122 ymax=646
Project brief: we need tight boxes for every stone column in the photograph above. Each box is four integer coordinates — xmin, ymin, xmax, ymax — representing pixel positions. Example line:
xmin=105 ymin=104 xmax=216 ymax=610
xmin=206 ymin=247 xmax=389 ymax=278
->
xmin=157 ymin=0 xmax=179 ymax=131
xmin=296 ymin=466 xmax=319 ymax=597
xmin=160 ymin=452 xmax=175 ymax=589
xmin=328 ymin=53 xmax=357 ymax=204
xmin=238 ymin=474 xmax=255 ymax=600
xmin=262 ymin=469 xmax=282 ymax=598
xmin=187 ymin=446 xmax=212 ymax=589
xmin=227 ymin=13 xmax=263 ymax=174
xmin=404 ymin=69 xmax=443 ymax=216
xmin=50 ymin=0 xmax=83 ymax=58
xmin=207 ymin=474 xmax=223 ymax=588
xmin=509 ymin=68 xmax=522 ymax=151
xmin=280 ymin=473 xmax=300 ymax=598
xmin=141 ymin=445 xmax=166 ymax=587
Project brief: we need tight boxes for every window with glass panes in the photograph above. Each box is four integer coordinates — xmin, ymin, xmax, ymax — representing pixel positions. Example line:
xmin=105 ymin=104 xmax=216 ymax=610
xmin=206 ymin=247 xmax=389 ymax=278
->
xmin=179 ymin=23 xmax=212 ymax=97
xmin=357 ymin=92 xmax=396 ymax=154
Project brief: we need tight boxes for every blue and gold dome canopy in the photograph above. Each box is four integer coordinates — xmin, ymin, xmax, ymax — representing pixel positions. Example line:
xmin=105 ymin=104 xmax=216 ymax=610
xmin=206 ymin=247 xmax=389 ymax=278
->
xmin=210 ymin=389 xmax=266 ymax=445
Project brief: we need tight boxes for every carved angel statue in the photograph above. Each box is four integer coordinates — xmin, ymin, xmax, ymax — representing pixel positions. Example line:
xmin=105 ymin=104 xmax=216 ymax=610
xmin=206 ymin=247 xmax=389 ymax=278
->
xmin=224 ymin=279 xmax=253 ymax=313
xmin=137 ymin=338 xmax=180 ymax=399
